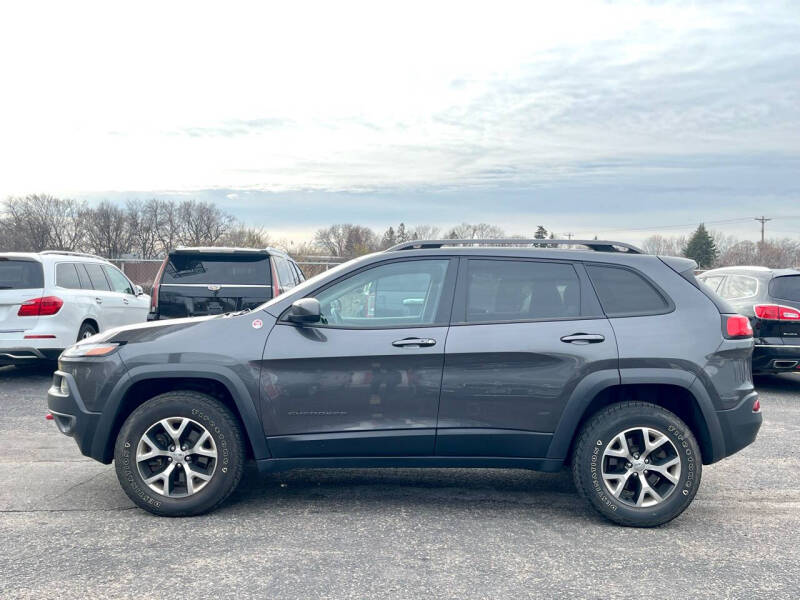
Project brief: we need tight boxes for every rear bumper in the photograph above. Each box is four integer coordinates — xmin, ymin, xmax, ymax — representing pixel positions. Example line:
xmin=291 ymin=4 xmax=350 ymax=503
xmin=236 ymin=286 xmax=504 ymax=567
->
xmin=0 ymin=347 xmax=62 ymax=364
xmin=715 ymin=391 xmax=762 ymax=459
xmin=752 ymin=344 xmax=800 ymax=373
xmin=46 ymin=370 xmax=102 ymax=460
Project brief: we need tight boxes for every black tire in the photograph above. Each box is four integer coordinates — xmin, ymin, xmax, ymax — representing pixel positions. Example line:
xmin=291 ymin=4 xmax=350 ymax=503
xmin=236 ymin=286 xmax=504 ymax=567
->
xmin=76 ymin=321 xmax=98 ymax=342
xmin=114 ymin=391 xmax=245 ymax=517
xmin=572 ymin=401 xmax=702 ymax=527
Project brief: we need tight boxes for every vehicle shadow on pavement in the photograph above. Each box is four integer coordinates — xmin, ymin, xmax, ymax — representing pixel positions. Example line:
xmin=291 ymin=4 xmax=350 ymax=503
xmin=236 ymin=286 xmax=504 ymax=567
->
xmin=223 ymin=463 xmax=590 ymax=518
xmin=753 ymin=373 xmax=799 ymax=393
xmin=0 ymin=363 xmax=58 ymax=380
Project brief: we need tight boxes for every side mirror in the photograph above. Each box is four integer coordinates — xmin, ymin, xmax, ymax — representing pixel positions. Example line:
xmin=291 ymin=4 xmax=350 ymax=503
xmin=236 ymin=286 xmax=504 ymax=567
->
xmin=134 ymin=285 xmax=144 ymax=296
xmin=286 ymin=298 xmax=321 ymax=324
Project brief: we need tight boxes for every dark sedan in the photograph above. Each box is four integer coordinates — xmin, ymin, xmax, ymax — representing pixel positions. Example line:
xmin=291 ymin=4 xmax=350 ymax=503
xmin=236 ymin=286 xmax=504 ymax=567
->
xmin=698 ymin=266 xmax=800 ymax=374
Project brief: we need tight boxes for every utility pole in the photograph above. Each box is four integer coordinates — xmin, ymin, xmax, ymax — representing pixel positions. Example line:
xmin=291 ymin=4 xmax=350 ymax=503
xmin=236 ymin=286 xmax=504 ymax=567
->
xmin=754 ymin=216 xmax=771 ymax=244
xmin=564 ymin=232 xmax=574 ymax=240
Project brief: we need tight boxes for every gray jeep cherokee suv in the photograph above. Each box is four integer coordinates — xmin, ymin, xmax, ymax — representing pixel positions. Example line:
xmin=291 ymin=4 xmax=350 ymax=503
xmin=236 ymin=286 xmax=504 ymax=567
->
xmin=47 ymin=239 xmax=761 ymax=527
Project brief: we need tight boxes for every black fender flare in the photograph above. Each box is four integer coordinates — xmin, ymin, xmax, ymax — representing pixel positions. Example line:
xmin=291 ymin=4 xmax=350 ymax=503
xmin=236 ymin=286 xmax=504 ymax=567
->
xmin=90 ymin=364 xmax=270 ymax=463
xmin=546 ymin=368 xmax=726 ymax=463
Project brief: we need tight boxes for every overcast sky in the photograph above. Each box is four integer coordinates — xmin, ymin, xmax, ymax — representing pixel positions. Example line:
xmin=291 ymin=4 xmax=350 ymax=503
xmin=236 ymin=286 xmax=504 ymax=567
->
xmin=1 ymin=1 xmax=798 ymax=243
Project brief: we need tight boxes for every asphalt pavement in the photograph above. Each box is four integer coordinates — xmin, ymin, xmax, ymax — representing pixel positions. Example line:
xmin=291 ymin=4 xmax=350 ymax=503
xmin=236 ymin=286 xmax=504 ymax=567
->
xmin=1 ymin=364 xmax=799 ymax=599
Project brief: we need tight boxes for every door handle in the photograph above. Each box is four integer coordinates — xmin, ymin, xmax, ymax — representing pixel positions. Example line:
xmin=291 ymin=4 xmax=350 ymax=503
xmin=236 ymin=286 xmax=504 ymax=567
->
xmin=95 ymin=297 xmax=103 ymax=304
xmin=392 ymin=337 xmax=436 ymax=348
xmin=560 ymin=333 xmax=605 ymax=344
xmin=123 ymin=298 xmax=129 ymax=305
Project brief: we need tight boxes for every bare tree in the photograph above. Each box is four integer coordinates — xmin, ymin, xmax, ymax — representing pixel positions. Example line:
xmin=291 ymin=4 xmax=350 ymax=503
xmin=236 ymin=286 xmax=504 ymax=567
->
xmin=409 ymin=224 xmax=441 ymax=240
xmin=0 ymin=194 xmax=88 ymax=252
xmin=447 ymin=222 xmax=505 ymax=239
xmin=641 ymin=234 xmax=687 ymax=257
xmin=127 ymin=199 xmax=163 ymax=259
xmin=177 ymin=200 xmax=234 ymax=247
xmin=85 ymin=200 xmax=132 ymax=258
xmin=314 ymin=224 xmax=378 ymax=257
xmin=220 ymin=225 xmax=271 ymax=248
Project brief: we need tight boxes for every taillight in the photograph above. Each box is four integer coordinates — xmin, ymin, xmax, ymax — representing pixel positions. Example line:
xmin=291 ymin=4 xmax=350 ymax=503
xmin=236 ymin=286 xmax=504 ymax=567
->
xmin=18 ymin=296 xmax=63 ymax=316
xmin=754 ymin=304 xmax=800 ymax=320
xmin=151 ymin=258 xmax=167 ymax=312
xmin=724 ymin=314 xmax=753 ymax=338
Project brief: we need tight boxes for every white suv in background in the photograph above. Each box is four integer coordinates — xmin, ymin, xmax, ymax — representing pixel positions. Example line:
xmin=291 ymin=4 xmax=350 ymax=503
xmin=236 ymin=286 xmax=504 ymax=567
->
xmin=0 ymin=251 xmax=150 ymax=364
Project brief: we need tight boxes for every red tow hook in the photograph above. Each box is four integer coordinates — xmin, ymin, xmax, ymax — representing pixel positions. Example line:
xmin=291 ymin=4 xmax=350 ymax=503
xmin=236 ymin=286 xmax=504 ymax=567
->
xmin=45 ymin=413 xmax=54 ymax=420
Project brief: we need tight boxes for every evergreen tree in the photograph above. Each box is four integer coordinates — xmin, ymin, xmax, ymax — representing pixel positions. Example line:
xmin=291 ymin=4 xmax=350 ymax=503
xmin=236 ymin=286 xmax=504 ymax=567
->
xmin=380 ymin=226 xmax=396 ymax=249
xmin=683 ymin=223 xmax=718 ymax=268
xmin=396 ymin=222 xmax=409 ymax=243
xmin=534 ymin=225 xmax=548 ymax=239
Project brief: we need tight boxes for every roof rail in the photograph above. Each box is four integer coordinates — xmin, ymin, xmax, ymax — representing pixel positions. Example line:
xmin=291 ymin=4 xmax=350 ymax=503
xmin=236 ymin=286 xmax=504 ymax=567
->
xmin=386 ymin=239 xmax=644 ymax=254
xmin=40 ymin=250 xmax=109 ymax=261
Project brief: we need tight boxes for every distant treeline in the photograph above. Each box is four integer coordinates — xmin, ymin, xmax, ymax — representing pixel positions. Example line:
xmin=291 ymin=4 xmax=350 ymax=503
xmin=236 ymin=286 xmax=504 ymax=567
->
xmin=1 ymin=195 xmax=798 ymax=269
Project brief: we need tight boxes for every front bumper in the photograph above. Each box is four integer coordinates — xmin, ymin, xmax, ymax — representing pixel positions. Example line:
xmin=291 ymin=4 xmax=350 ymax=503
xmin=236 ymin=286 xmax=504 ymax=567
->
xmin=752 ymin=345 xmax=800 ymax=373
xmin=716 ymin=391 xmax=762 ymax=459
xmin=46 ymin=370 xmax=102 ymax=459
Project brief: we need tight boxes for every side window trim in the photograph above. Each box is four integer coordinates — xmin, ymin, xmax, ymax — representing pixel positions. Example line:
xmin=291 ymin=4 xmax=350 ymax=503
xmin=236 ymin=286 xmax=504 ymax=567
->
xmin=585 ymin=262 xmax=675 ymax=318
xmin=279 ymin=256 xmax=458 ymax=329
xmin=450 ymin=256 xmax=600 ymax=325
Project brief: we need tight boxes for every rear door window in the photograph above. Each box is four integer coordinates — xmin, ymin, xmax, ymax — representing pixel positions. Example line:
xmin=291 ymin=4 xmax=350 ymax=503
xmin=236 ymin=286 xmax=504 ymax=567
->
xmin=56 ymin=263 xmax=82 ymax=289
xmin=84 ymin=263 xmax=111 ymax=291
xmin=75 ymin=263 xmax=93 ymax=289
xmin=291 ymin=261 xmax=305 ymax=283
xmin=274 ymin=257 xmax=294 ymax=290
xmin=586 ymin=264 xmax=670 ymax=317
xmin=465 ymin=260 xmax=581 ymax=322
xmin=162 ymin=253 xmax=270 ymax=285
xmin=770 ymin=275 xmax=800 ymax=302
xmin=0 ymin=259 xmax=44 ymax=289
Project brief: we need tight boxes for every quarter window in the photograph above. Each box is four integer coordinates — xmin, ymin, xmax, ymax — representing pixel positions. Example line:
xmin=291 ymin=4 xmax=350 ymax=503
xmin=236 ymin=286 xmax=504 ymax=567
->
xmin=586 ymin=264 xmax=669 ymax=317
xmin=314 ymin=260 xmax=450 ymax=328
xmin=718 ymin=275 xmax=758 ymax=300
xmin=465 ymin=260 xmax=580 ymax=322
xmin=56 ymin=263 xmax=82 ymax=289
xmin=698 ymin=275 xmax=724 ymax=293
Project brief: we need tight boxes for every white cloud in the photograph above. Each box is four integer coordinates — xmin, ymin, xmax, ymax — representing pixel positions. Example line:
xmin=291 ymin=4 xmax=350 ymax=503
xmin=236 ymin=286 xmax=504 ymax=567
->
xmin=0 ymin=1 xmax=797 ymax=197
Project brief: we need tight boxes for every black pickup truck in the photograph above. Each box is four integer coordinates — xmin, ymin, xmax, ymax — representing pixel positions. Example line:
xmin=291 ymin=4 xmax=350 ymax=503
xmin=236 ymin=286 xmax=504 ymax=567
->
xmin=148 ymin=247 xmax=305 ymax=320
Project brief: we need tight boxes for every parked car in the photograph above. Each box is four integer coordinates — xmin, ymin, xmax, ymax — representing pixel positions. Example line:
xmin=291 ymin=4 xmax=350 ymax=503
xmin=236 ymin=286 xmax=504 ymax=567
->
xmin=698 ymin=266 xmax=800 ymax=374
xmin=47 ymin=239 xmax=761 ymax=527
xmin=0 ymin=251 xmax=149 ymax=365
xmin=148 ymin=247 xmax=304 ymax=320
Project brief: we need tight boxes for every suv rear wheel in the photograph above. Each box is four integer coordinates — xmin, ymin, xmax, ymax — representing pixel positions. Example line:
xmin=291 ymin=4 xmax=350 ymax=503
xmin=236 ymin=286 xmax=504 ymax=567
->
xmin=572 ymin=401 xmax=702 ymax=527
xmin=114 ymin=391 xmax=245 ymax=516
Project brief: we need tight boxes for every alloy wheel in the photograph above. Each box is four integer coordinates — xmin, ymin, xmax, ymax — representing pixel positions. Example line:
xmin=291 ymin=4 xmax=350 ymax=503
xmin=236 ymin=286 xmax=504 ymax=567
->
xmin=601 ymin=426 xmax=681 ymax=507
xmin=136 ymin=417 xmax=218 ymax=498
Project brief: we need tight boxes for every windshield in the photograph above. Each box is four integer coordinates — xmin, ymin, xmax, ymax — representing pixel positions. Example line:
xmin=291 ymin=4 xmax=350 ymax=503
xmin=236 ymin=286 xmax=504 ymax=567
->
xmin=162 ymin=253 xmax=270 ymax=285
xmin=0 ymin=259 xmax=44 ymax=290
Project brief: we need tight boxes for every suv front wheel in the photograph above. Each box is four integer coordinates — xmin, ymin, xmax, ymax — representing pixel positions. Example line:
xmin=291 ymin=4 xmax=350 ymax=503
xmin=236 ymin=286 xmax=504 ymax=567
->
xmin=572 ymin=401 xmax=702 ymax=527
xmin=114 ymin=391 xmax=245 ymax=516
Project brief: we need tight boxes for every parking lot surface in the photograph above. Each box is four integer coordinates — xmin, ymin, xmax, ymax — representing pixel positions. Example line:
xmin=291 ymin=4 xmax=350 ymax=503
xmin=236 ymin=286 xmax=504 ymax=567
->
xmin=1 ymin=364 xmax=799 ymax=599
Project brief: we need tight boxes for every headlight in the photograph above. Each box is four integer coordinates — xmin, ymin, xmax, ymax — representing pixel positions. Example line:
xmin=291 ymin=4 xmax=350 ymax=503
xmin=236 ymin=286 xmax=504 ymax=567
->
xmin=62 ymin=343 xmax=120 ymax=358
